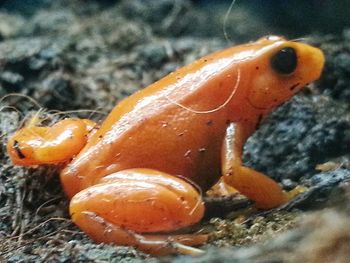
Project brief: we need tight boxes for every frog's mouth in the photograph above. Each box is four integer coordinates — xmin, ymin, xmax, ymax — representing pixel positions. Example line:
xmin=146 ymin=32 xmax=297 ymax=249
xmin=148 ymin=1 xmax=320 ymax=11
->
xmin=246 ymin=94 xmax=295 ymax=112
xmin=246 ymin=81 xmax=302 ymax=111
xmin=246 ymin=96 xmax=269 ymax=111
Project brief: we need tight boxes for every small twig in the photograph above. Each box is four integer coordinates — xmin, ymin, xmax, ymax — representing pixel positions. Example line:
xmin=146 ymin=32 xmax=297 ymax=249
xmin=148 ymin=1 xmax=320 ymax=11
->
xmin=35 ymin=197 xmax=62 ymax=217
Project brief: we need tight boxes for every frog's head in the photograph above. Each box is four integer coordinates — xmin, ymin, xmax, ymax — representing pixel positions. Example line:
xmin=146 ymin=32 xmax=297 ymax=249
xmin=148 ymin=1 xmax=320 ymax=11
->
xmin=246 ymin=36 xmax=324 ymax=111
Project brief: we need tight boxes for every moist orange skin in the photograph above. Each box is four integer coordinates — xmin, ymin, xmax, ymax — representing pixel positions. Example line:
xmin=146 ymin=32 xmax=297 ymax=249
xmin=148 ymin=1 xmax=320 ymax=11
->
xmin=7 ymin=36 xmax=325 ymax=255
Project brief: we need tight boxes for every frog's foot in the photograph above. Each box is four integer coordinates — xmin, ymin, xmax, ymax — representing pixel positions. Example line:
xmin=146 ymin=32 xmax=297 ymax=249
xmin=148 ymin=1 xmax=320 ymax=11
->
xmin=207 ymin=178 xmax=239 ymax=197
xmin=74 ymin=212 xmax=207 ymax=255
xmin=7 ymin=117 xmax=96 ymax=166
xmin=223 ymin=166 xmax=286 ymax=209
xmin=283 ymin=185 xmax=307 ymax=202
xmin=69 ymin=169 xmax=206 ymax=255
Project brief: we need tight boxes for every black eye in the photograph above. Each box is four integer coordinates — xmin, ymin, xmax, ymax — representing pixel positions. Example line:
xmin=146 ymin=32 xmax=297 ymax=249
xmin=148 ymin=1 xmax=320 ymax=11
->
xmin=270 ymin=47 xmax=297 ymax=75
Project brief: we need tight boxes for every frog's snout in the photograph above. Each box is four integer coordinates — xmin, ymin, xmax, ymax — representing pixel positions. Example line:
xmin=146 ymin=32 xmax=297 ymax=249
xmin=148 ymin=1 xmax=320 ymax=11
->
xmin=298 ymin=44 xmax=325 ymax=84
xmin=310 ymin=46 xmax=325 ymax=78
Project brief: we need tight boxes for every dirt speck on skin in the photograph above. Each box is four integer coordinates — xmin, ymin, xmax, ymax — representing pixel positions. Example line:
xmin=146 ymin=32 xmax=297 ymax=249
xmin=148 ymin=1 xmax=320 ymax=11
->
xmin=1 ymin=1 xmax=350 ymax=262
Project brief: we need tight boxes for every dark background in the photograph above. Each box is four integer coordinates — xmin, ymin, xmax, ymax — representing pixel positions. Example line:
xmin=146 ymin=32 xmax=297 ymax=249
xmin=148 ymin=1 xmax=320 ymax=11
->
xmin=1 ymin=0 xmax=349 ymax=36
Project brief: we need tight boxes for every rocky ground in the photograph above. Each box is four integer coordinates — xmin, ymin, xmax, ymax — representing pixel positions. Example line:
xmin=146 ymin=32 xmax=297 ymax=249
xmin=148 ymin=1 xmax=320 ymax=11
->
xmin=1 ymin=1 xmax=350 ymax=262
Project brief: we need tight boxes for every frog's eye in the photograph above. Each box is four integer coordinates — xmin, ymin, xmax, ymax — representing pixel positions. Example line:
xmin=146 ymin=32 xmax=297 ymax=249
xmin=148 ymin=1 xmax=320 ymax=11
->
xmin=270 ymin=47 xmax=297 ymax=75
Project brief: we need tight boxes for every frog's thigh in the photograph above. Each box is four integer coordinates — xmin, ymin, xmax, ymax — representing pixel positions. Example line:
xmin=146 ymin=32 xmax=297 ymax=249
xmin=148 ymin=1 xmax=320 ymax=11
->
xmin=69 ymin=169 xmax=206 ymax=255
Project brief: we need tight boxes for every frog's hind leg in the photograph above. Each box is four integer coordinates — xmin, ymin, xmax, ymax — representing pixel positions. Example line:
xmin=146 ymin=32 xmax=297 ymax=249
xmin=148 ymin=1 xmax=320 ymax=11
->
xmin=69 ymin=168 xmax=207 ymax=255
xmin=7 ymin=117 xmax=96 ymax=166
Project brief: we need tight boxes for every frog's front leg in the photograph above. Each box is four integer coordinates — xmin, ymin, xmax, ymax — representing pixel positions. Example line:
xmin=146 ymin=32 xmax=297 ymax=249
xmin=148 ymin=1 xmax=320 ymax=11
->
xmin=221 ymin=122 xmax=287 ymax=209
xmin=7 ymin=117 xmax=96 ymax=166
xmin=69 ymin=169 xmax=207 ymax=255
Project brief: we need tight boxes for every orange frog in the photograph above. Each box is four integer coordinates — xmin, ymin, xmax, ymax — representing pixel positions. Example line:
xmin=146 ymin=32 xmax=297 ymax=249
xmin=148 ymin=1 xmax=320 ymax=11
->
xmin=7 ymin=36 xmax=324 ymax=255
